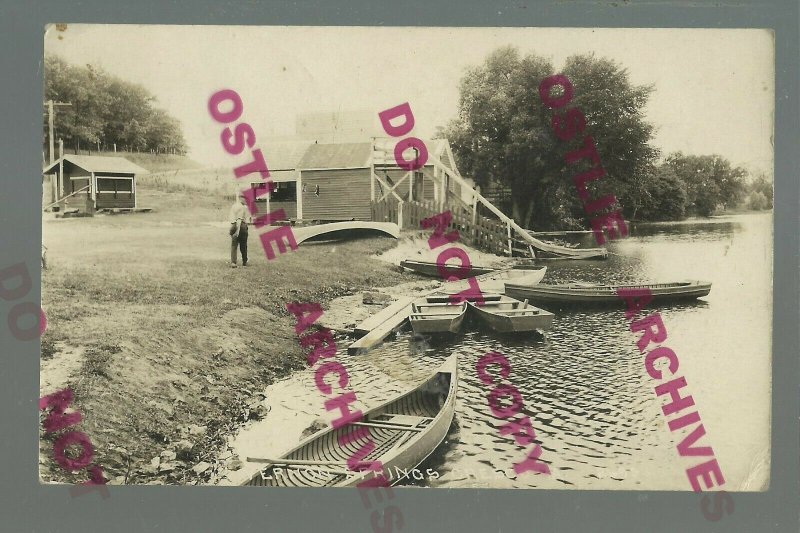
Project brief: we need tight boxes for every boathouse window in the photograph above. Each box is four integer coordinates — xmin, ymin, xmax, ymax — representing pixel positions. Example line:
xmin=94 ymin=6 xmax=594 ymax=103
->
xmin=250 ymin=181 xmax=297 ymax=202
xmin=97 ymin=177 xmax=133 ymax=197
xmin=271 ymin=182 xmax=297 ymax=202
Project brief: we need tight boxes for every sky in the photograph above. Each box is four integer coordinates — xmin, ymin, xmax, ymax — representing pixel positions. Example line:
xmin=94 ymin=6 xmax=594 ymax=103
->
xmin=44 ymin=25 xmax=774 ymax=176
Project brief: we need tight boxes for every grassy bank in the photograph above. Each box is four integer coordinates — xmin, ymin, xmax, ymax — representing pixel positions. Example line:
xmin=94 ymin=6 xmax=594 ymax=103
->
xmin=59 ymin=150 xmax=203 ymax=173
xmin=40 ymin=182 xmax=409 ymax=485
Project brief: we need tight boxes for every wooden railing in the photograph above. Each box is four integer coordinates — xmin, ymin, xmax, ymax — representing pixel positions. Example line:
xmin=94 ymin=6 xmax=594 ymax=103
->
xmin=371 ymin=199 xmax=510 ymax=255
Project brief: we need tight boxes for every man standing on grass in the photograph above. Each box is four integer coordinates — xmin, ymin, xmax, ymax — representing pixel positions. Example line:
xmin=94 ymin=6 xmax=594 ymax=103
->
xmin=228 ymin=192 xmax=251 ymax=268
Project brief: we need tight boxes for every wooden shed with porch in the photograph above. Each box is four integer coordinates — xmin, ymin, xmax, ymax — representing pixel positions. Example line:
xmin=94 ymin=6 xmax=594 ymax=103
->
xmin=292 ymin=138 xmax=464 ymax=222
xmin=43 ymin=155 xmax=148 ymax=214
xmin=244 ymin=141 xmax=311 ymax=220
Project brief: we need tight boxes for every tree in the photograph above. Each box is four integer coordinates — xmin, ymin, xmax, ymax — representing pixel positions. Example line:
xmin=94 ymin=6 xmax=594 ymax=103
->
xmin=631 ymin=165 xmax=687 ymax=221
xmin=748 ymin=173 xmax=773 ymax=209
xmin=746 ymin=191 xmax=769 ymax=210
xmin=663 ymin=153 xmax=747 ymax=216
xmin=44 ymin=54 xmax=187 ymax=155
xmin=442 ymin=47 xmax=658 ymax=230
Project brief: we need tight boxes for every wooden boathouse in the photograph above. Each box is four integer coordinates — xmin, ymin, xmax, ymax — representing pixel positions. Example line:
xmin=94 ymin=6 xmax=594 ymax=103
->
xmin=247 ymin=135 xmax=607 ymax=259
xmin=250 ymin=138 xmax=465 ymax=223
xmin=43 ymin=155 xmax=148 ymax=214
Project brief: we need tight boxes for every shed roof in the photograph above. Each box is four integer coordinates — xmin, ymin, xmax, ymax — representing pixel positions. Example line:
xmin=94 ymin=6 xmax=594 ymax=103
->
xmin=261 ymin=141 xmax=314 ymax=171
xmin=296 ymin=142 xmax=372 ymax=170
xmin=43 ymin=155 xmax=149 ymax=175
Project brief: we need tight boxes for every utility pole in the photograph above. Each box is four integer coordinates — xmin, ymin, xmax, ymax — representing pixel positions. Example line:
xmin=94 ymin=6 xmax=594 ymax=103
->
xmin=44 ymin=100 xmax=72 ymax=164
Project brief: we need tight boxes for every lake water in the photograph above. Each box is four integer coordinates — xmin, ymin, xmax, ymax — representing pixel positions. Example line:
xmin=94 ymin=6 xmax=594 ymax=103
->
xmin=227 ymin=212 xmax=772 ymax=491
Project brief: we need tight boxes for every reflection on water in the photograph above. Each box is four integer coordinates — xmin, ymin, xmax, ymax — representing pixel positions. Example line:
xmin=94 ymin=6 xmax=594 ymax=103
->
xmin=229 ymin=213 xmax=772 ymax=490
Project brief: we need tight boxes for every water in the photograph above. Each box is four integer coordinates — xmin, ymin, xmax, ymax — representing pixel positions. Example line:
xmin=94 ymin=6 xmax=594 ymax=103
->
xmin=228 ymin=212 xmax=772 ymax=490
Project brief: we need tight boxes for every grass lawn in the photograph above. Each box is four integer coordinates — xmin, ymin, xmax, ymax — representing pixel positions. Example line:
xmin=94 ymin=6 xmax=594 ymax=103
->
xmin=40 ymin=183 xmax=409 ymax=485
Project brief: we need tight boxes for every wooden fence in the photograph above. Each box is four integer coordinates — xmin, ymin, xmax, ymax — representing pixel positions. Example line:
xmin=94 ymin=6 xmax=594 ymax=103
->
xmin=371 ymin=199 xmax=511 ymax=255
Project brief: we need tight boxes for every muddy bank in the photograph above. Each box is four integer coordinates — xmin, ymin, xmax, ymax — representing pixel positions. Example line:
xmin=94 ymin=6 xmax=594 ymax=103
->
xmin=39 ymin=192 xmax=517 ymax=486
xmin=39 ymin=195 xmax=422 ymax=486
xmin=203 ymin=240 xmax=514 ymax=485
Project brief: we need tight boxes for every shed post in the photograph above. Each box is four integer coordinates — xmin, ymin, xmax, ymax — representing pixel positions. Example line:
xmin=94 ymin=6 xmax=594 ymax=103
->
xmin=50 ymin=174 xmax=57 ymax=205
xmin=58 ymin=139 xmax=64 ymax=199
xmin=397 ymin=201 xmax=404 ymax=229
xmin=369 ymin=138 xmax=375 ymax=202
xmin=506 ymin=220 xmax=513 ymax=256
xmin=432 ymin=166 xmax=439 ymax=203
xmin=91 ymin=172 xmax=97 ymax=211
xmin=296 ymin=173 xmax=303 ymax=219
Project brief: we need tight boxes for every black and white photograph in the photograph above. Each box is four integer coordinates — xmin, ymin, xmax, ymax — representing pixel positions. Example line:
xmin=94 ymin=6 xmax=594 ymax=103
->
xmin=39 ymin=25 xmax=773 ymax=497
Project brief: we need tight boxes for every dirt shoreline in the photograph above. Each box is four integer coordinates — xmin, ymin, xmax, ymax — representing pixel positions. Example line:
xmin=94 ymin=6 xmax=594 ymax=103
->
xmin=39 ymin=188 xmax=508 ymax=486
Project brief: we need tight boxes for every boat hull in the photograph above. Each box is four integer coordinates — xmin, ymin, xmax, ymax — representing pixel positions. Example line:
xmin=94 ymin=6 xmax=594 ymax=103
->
xmin=242 ymin=355 xmax=458 ymax=488
xmin=505 ymin=281 xmax=712 ymax=306
xmin=409 ymin=299 xmax=467 ymax=334
xmin=467 ymin=296 xmax=555 ymax=333
xmin=410 ymin=312 xmax=465 ymax=334
xmin=400 ymin=260 xmax=496 ymax=278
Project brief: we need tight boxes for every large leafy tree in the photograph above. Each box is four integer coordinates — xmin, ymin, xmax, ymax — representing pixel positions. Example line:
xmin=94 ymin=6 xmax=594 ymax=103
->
xmin=630 ymin=165 xmax=687 ymax=221
xmin=747 ymin=173 xmax=773 ymax=209
xmin=44 ymin=55 xmax=187 ymax=155
xmin=662 ymin=153 xmax=747 ymax=216
xmin=443 ymin=47 xmax=658 ymax=229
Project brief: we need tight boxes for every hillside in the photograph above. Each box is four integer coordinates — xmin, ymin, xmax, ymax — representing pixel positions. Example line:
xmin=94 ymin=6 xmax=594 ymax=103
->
xmin=104 ymin=151 xmax=203 ymax=173
xmin=53 ymin=150 xmax=204 ymax=174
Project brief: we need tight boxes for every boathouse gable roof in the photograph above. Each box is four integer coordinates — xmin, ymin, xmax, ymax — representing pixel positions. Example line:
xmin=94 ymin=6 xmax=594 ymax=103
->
xmin=43 ymin=155 xmax=149 ymax=175
xmin=261 ymin=141 xmax=315 ymax=171
xmin=296 ymin=142 xmax=372 ymax=170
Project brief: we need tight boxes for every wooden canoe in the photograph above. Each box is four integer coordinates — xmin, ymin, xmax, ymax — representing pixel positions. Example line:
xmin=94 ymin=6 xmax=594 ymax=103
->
xmin=472 ymin=265 xmax=547 ymax=292
xmin=504 ymin=280 xmax=712 ymax=306
xmin=409 ymin=298 xmax=467 ymax=334
xmin=293 ymin=221 xmax=400 ymax=244
xmin=400 ymin=259 xmax=496 ymax=278
xmin=242 ymin=354 xmax=458 ymax=487
xmin=467 ymin=295 xmax=555 ymax=333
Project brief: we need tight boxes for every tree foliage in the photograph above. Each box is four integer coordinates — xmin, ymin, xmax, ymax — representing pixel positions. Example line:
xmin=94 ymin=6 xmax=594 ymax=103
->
xmin=441 ymin=47 xmax=768 ymax=227
xmin=746 ymin=191 xmax=769 ymax=210
xmin=442 ymin=47 xmax=658 ymax=229
xmin=630 ymin=165 xmax=687 ymax=221
xmin=661 ymin=153 xmax=747 ymax=216
xmin=746 ymin=173 xmax=773 ymax=209
xmin=44 ymin=55 xmax=187 ymax=154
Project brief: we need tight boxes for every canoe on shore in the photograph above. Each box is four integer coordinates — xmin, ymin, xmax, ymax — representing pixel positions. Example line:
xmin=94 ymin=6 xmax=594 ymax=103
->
xmin=400 ymin=259 xmax=496 ymax=278
xmin=504 ymin=280 xmax=712 ymax=305
xmin=242 ymin=354 xmax=458 ymax=487
xmin=441 ymin=265 xmax=547 ymax=294
xmin=409 ymin=298 xmax=468 ymax=334
xmin=467 ymin=295 xmax=555 ymax=333
xmin=472 ymin=265 xmax=547 ymax=292
xmin=535 ymin=248 xmax=608 ymax=260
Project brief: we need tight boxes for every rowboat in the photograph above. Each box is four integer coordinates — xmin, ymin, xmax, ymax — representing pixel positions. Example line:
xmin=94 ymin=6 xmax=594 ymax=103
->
xmin=400 ymin=259 xmax=496 ymax=278
xmin=440 ymin=265 xmax=546 ymax=294
xmin=467 ymin=295 xmax=555 ymax=333
xmin=242 ymin=354 xmax=458 ymax=487
xmin=473 ymin=265 xmax=547 ymax=292
xmin=409 ymin=298 xmax=467 ymax=334
xmin=505 ymin=280 xmax=712 ymax=306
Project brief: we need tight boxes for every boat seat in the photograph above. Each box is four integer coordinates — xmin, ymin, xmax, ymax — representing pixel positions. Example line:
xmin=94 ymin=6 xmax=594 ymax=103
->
xmin=427 ymin=294 xmax=502 ymax=303
xmin=373 ymin=413 xmax=432 ymax=427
